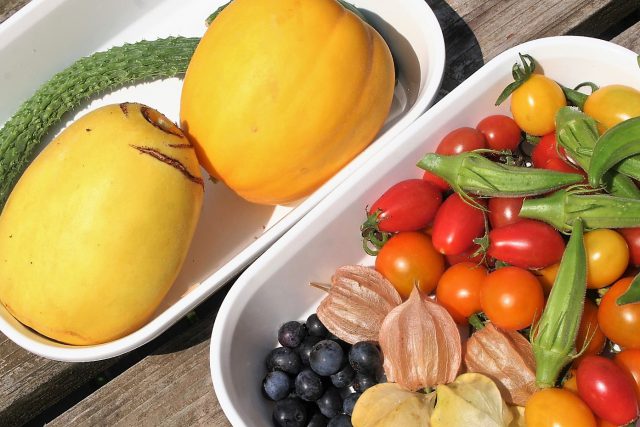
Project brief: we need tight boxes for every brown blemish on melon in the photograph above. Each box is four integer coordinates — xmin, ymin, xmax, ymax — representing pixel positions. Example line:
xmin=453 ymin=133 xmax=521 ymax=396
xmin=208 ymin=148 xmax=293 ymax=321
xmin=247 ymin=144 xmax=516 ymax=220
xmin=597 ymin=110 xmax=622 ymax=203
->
xmin=130 ymin=145 xmax=204 ymax=189
xmin=140 ymin=106 xmax=185 ymax=138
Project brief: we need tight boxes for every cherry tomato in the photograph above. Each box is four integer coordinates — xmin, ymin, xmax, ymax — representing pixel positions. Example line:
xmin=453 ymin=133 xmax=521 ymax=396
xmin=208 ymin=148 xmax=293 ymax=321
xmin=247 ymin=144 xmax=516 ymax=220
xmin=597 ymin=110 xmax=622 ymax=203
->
xmin=375 ymin=231 xmax=445 ymax=299
xmin=475 ymin=114 xmax=522 ymax=151
xmin=598 ymin=277 xmax=640 ymax=349
xmin=619 ymin=227 xmax=640 ymax=267
xmin=576 ymin=355 xmax=639 ymax=425
xmin=487 ymin=219 xmax=565 ymax=269
xmin=366 ymin=179 xmax=442 ymax=233
xmin=534 ymin=262 xmax=559 ymax=296
xmin=531 ymin=133 xmax=564 ymax=168
xmin=435 ymin=127 xmax=487 ymax=155
xmin=584 ymin=84 xmax=640 ymax=133
xmin=563 ymin=368 xmax=579 ymax=394
xmin=487 ymin=197 xmax=524 ymax=228
xmin=544 ymin=157 xmax=586 ymax=175
xmin=614 ymin=349 xmax=640 ymax=402
xmin=421 ymin=170 xmax=450 ymax=192
xmin=584 ymin=229 xmax=629 ymax=289
xmin=480 ymin=266 xmax=544 ymax=330
xmin=435 ymin=262 xmax=487 ymax=324
xmin=510 ymin=74 xmax=567 ymax=136
xmin=575 ymin=298 xmax=607 ymax=361
xmin=525 ymin=388 xmax=596 ymax=427
xmin=431 ymin=194 xmax=486 ymax=255
xmin=444 ymin=244 xmax=486 ymax=266
xmin=596 ymin=418 xmax=619 ymax=427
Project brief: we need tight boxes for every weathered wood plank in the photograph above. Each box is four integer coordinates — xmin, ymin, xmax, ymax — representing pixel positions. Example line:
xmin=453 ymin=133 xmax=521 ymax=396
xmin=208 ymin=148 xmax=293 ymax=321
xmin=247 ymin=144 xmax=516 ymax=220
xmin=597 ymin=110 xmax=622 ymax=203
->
xmin=612 ymin=19 xmax=640 ymax=52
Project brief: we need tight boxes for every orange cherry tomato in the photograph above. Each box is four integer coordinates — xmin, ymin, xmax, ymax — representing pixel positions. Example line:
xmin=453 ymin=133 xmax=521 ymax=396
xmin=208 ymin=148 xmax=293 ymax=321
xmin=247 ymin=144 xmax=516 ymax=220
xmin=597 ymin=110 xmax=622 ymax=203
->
xmin=575 ymin=298 xmax=607 ymax=361
xmin=435 ymin=262 xmax=487 ymax=324
xmin=375 ymin=231 xmax=444 ymax=299
xmin=534 ymin=262 xmax=560 ymax=296
xmin=598 ymin=277 xmax=640 ymax=349
xmin=480 ymin=266 xmax=544 ymax=330
xmin=525 ymin=388 xmax=596 ymax=427
xmin=510 ymin=74 xmax=566 ymax=136
xmin=584 ymin=84 xmax=640 ymax=133
xmin=563 ymin=368 xmax=579 ymax=394
xmin=584 ymin=229 xmax=629 ymax=289
xmin=614 ymin=349 xmax=640 ymax=402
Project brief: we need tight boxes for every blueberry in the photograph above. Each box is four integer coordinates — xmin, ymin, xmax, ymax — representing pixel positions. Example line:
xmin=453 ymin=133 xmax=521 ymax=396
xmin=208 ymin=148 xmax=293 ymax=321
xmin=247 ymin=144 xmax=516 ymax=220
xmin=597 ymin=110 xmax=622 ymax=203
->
xmin=316 ymin=386 xmax=343 ymax=418
xmin=309 ymin=340 xmax=345 ymax=376
xmin=273 ymin=397 xmax=308 ymax=427
xmin=330 ymin=364 xmax=354 ymax=388
xmin=348 ymin=342 xmax=382 ymax=374
xmin=297 ymin=335 xmax=322 ymax=367
xmin=327 ymin=414 xmax=352 ymax=427
xmin=306 ymin=314 xmax=329 ymax=337
xmin=295 ymin=369 xmax=325 ymax=401
xmin=267 ymin=347 xmax=303 ymax=375
xmin=306 ymin=412 xmax=329 ymax=427
xmin=353 ymin=373 xmax=376 ymax=393
xmin=279 ymin=321 xmax=308 ymax=348
xmin=342 ymin=392 xmax=361 ymax=416
xmin=263 ymin=371 xmax=292 ymax=401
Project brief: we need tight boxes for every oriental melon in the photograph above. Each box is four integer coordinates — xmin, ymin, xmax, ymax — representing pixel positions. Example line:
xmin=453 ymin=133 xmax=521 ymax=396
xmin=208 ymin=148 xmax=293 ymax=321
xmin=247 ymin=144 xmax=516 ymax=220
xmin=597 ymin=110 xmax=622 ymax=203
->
xmin=180 ymin=0 xmax=395 ymax=205
xmin=0 ymin=103 xmax=203 ymax=345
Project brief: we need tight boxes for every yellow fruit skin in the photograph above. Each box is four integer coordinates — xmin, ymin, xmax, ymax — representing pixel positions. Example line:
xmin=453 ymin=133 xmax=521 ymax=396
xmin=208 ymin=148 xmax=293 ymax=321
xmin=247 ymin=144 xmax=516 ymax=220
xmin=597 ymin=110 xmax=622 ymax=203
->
xmin=0 ymin=103 xmax=203 ymax=345
xmin=180 ymin=0 xmax=395 ymax=205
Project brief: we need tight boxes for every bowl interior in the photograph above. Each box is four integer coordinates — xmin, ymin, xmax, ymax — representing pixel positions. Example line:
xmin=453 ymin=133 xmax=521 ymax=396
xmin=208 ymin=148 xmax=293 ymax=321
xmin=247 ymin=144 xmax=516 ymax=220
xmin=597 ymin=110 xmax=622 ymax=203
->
xmin=211 ymin=36 xmax=640 ymax=426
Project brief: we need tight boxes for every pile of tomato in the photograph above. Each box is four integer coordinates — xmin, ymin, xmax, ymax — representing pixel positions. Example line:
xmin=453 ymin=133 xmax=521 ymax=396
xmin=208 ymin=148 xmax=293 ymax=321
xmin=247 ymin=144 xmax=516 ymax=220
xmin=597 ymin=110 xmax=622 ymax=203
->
xmin=362 ymin=107 xmax=640 ymax=425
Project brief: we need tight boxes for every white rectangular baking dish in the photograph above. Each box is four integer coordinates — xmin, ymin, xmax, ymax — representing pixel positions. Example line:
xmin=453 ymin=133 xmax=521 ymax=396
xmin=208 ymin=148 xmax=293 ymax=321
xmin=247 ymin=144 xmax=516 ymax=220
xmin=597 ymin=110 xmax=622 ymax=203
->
xmin=0 ymin=0 xmax=445 ymax=361
xmin=210 ymin=36 xmax=640 ymax=427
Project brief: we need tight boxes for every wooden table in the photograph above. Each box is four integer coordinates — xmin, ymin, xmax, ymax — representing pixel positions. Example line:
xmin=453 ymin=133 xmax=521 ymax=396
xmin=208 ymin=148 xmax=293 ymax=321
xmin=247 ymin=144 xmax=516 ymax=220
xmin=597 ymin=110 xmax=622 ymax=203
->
xmin=0 ymin=0 xmax=639 ymax=425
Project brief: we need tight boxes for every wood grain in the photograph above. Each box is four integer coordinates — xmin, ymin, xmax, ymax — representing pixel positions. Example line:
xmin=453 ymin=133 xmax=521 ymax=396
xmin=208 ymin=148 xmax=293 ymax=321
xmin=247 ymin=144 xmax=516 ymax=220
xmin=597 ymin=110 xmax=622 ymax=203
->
xmin=0 ymin=0 xmax=637 ymax=426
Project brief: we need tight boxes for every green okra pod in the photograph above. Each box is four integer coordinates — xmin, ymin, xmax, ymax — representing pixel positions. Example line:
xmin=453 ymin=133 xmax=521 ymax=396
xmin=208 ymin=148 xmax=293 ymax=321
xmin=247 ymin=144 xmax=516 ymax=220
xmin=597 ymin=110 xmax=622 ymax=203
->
xmin=416 ymin=151 xmax=584 ymax=201
xmin=519 ymin=188 xmax=640 ymax=232
xmin=531 ymin=218 xmax=587 ymax=388
xmin=589 ymin=116 xmax=640 ymax=188
xmin=555 ymin=107 xmax=640 ymax=198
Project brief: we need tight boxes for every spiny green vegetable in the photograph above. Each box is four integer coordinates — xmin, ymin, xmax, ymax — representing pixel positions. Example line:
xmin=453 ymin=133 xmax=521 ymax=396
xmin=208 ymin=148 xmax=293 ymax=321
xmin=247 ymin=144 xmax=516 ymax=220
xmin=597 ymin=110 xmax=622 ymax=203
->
xmin=589 ymin=116 xmax=640 ymax=188
xmin=416 ymin=151 xmax=584 ymax=205
xmin=519 ymin=187 xmax=640 ymax=233
xmin=0 ymin=36 xmax=200 ymax=209
xmin=555 ymin=107 xmax=640 ymax=198
xmin=531 ymin=218 xmax=587 ymax=388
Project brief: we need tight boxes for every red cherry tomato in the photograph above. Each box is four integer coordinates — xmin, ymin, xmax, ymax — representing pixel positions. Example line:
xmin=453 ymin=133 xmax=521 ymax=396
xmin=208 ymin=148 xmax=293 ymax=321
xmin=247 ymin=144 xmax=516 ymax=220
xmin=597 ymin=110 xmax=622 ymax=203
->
xmin=480 ymin=266 xmax=544 ymax=330
xmin=375 ymin=232 xmax=445 ymax=299
xmin=476 ymin=115 xmax=522 ymax=151
xmin=487 ymin=197 xmax=524 ymax=228
xmin=435 ymin=127 xmax=487 ymax=155
xmin=431 ymin=194 xmax=486 ymax=255
xmin=620 ymin=227 xmax=640 ymax=267
xmin=445 ymin=244 xmax=486 ymax=266
xmin=532 ymin=133 xmax=568 ymax=167
xmin=366 ymin=179 xmax=442 ymax=233
xmin=422 ymin=170 xmax=450 ymax=192
xmin=576 ymin=355 xmax=639 ymax=425
xmin=435 ymin=262 xmax=487 ymax=324
xmin=487 ymin=219 xmax=565 ymax=269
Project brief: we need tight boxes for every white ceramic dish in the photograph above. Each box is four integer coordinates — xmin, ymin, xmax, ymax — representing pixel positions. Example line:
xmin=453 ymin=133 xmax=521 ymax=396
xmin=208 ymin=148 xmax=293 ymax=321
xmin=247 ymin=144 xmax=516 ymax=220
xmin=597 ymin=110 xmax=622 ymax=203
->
xmin=0 ymin=0 xmax=444 ymax=361
xmin=210 ymin=36 xmax=640 ymax=426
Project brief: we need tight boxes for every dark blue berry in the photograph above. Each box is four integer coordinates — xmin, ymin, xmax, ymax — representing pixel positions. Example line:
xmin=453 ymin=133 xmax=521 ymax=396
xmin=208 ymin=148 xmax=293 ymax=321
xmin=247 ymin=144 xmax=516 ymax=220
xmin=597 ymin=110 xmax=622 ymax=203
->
xmin=353 ymin=373 xmax=376 ymax=393
xmin=273 ymin=397 xmax=308 ymax=427
xmin=263 ymin=371 xmax=292 ymax=401
xmin=348 ymin=342 xmax=382 ymax=375
xmin=295 ymin=369 xmax=324 ymax=402
xmin=309 ymin=340 xmax=345 ymax=376
xmin=279 ymin=321 xmax=308 ymax=348
xmin=267 ymin=347 xmax=303 ymax=375
xmin=327 ymin=414 xmax=352 ymax=427
xmin=342 ymin=392 xmax=361 ymax=416
xmin=297 ymin=335 xmax=322 ymax=367
xmin=306 ymin=314 xmax=329 ymax=337
xmin=330 ymin=364 xmax=354 ymax=388
xmin=316 ymin=387 xmax=343 ymax=418
xmin=306 ymin=412 xmax=328 ymax=427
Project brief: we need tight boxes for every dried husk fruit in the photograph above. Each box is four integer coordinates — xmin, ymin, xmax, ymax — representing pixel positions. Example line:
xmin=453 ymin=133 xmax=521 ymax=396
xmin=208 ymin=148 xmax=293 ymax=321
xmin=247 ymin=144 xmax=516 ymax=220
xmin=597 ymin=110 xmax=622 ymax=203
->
xmin=464 ymin=323 xmax=538 ymax=406
xmin=316 ymin=265 xmax=402 ymax=344
xmin=378 ymin=287 xmax=461 ymax=391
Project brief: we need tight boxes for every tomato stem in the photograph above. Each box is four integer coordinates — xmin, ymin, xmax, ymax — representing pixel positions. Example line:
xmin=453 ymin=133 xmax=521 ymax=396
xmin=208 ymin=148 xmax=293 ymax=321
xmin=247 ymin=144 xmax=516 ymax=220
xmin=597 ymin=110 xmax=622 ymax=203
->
xmin=495 ymin=53 xmax=536 ymax=106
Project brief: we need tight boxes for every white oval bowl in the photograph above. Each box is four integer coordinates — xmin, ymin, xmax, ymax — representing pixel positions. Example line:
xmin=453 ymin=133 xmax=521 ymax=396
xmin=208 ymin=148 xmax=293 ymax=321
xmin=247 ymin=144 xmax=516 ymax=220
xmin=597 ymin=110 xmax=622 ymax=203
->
xmin=210 ymin=36 xmax=640 ymax=427
xmin=0 ymin=0 xmax=444 ymax=361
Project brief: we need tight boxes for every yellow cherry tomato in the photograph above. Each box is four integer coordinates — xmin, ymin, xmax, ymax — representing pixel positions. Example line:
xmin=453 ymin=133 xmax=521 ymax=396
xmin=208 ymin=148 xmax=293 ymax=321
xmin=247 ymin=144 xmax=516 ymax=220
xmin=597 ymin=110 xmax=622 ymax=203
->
xmin=510 ymin=74 xmax=566 ymax=136
xmin=584 ymin=84 xmax=640 ymax=133
xmin=525 ymin=388 xmax=596 ymax=427
xmin=584 ymin=229 xmax=629 ymax=289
